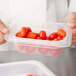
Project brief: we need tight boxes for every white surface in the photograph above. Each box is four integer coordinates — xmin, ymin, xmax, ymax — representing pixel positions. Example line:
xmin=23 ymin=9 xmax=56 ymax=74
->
xmin=9 ymin=0 xmax=47 ymax=22
xmin=69 ymin=0 xmax=76 ymax=12
xmin=0 ymin=0 xmax=69 ymax=23
xmin=0 ymin=61 xmax=56 ymax=76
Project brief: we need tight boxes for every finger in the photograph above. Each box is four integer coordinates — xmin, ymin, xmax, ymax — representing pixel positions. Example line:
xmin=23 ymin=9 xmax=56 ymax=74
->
xmin=67 ymin=21 xmax=76 ymax=29
xmin=72 ymin=38 xmax=76 ymax=45
xmin=72 ymin=38 xmax=76 ymax=42
xmin=72 ymin=36 xmax=76 ymax=40
xmin=0 ymin=40 xmax=6 ymax=44
xmin=72 ymin=28 xmax=76 ymax=36
xmin=0 ymin=20 xmax=9 ymax=34
xmin=0 ymin=32 xmax=5 ymax=44
xmin=72 ymin=42 xmax=76 ymax=45
xmin=67 ymin=12 xmax=76 ymax=29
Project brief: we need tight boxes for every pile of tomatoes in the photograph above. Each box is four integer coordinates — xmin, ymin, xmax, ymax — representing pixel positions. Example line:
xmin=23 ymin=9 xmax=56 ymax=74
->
xmin=16 ymin=27 xmax=66 ymax=41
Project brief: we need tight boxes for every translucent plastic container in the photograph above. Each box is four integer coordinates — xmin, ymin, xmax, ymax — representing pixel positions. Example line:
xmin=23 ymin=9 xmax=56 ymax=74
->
xmin=0 ymin=61 xmax=56 ymax=76
xmin=5 ymin=20 xmax=72 ymax=56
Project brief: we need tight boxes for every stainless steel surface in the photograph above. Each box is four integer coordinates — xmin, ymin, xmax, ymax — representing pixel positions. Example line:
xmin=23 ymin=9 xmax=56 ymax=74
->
xmin=0 ymin=48 xmax=76 ymax=76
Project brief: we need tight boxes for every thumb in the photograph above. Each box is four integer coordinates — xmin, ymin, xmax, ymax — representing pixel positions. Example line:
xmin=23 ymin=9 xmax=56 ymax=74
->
xmin=0 ymin=20 xmax=9 ymax=34
xmin=67 ymin=22 xmax=76 ymax=29
xmin=67 ymin=12 xmax=76 ymax=29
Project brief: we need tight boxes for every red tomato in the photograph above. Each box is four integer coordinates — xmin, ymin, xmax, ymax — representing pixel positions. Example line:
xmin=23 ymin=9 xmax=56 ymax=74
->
xmin=36 ymin=33 xmax=40 ymax=37
xmin=49 ymin=32 xmax=58 ymax=40
xmin=15 ymin=32 xmax=21 ymax=37
xmin=58 ymin=36 xmax=63 ymax=40
xmin=37 ymin=37 xmax=41 ymax=39
xmin=27 ymin=32 xmax=37 ymax=39
xmin=57 ymin=29 xmax=66 ymax=37
xmin=26 ymin=27 xmax=32 ymax=32
xmin=54 ymin=36 xmax=63 ymax=41
xmin=46 ymin=37 xmax=50 ymax=40
xmin=25 ymin=74 xmax=37 ymax=76
xmin=19 ymin=27 xmax=28 ymax=37
xmin=39 ymin=30 xmax=46 ymax=40
xmin=26 ymin=75 xmax=32 ymax=76
xmin=25 ymin=46 xmax=36 ymax=53
xmin=16 ymin=45 xmax=24 ymax=51
xmin=38 ymin=48 xmax=48 ymax=55
xmin=50 ymin=49 xmax=63 ymax=56
xmin=15 ymin=32 xmax=25 ymax=38
xmin=54 ymin=38 xmax=59 ymax=41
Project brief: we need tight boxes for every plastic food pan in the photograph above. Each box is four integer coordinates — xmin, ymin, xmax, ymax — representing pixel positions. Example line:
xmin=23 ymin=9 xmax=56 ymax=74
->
xmin=5 ymin=20 xmax=72 ymax=56
xmin=0 ymin=61 xmax=56 ymax=76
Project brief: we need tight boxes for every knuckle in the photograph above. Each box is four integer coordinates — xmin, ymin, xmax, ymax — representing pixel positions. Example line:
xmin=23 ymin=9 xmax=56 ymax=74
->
xmin=72 ymin=32 xmax=76 ymax=36
xmin=0 ymin=24 xmax=5 ymax=29
xmin=0 ymin=32 xmax=4 ymax=44
xmin=72 ymin=29 xmax=76 ymax=36
xmin=0 ymin=21 xmax=6 ymax=28
xmin=72 ymin=36 xmax=76 ymax=45
xmin=72 ymin=42 xmax=76 ymax=45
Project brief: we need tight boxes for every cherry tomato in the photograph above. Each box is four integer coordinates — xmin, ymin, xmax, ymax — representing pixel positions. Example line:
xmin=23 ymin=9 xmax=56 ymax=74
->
xmin=37 ymin=37 xmax=41 ymax=39
xmin=50 ymin=49 xmax=63 ymax=56
xmin=26 ymin=27 xmax=32 ymax=32
xmin=15 ymin=32 xmax=21 ymax=37
xmin=26 ymin=75 xmax=32 ymax=76
xmin=15 ymin=32 xmax=25 ymax=38
xmin=15 ymin=27 xmax=27 ymax=38
xmin=36 ymin=33 xmax=40 ymax=37
xmin=46 ymin=37 xmax=50 ymax=40
xmin=39 ymin=30 xmax=46 ymax=40
xmin=27 ymin=32 xmax=37 ymax=39
xmin=54 ymin=38 xmax=59 ymax=41
xmin=49 ymin=32 xmax=58 ymax=40
xmin=25 ymin=46 xmax=36 ymax=53
xmin=57 ymin=29 xmax=66 ymax=37
xmin=19 ymin=27 xmax=28 ymax=37
xmin=25 ymin=74 xmax=38 ymax=76
xmin=16 ymin=45 xmax=24 ymax=51
xmin=58 ymin=36 xmax=63 ymax=40
xmin=38 ymin=48 xmax=48 ymax=55
xmin=54 ymin=37 xmax=63 ymax=41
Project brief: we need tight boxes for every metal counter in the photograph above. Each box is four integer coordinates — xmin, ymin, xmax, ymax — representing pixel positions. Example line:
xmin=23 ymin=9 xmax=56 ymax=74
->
xmin=0 ymin=48 xmax=76 ymax=76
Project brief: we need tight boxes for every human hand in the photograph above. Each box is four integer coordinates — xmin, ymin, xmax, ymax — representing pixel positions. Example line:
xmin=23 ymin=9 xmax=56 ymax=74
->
xmin=0 ymin=20 xmax=9 ymax=44
xmin=67 ymin=12 xmax=76 ymax=45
